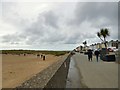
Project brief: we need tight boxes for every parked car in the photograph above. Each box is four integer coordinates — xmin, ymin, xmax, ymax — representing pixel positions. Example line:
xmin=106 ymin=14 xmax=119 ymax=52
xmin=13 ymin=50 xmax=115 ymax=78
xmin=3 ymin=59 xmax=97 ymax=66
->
xmin=80 ymin=51 xmax=83 ymax=53
xmin=107 ymin=48 xmax=113 ymax=52
xmin=113 ymin=48 xmax=118 ymax=52
xmin=84 ymin=52 xmax=88 ymax=55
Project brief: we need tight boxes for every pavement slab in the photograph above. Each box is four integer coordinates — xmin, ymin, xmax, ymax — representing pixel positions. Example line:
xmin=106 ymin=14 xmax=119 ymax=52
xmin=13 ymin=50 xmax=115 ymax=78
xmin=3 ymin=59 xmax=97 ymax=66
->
xmin=72 ymin=53 xmax=118 ymax=88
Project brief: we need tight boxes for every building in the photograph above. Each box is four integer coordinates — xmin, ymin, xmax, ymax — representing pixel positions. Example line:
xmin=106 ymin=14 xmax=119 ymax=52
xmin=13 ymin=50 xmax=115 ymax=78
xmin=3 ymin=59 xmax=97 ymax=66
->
xmin=89 ymin=40 xmax=120 ymax=50
xmin=107 ymin=40 xmax=119 ymax=49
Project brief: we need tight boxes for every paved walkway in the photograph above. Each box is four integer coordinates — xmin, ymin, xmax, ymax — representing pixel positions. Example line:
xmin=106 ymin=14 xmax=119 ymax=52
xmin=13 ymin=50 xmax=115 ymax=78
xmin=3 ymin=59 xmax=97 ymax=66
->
xmin=72 ymin=53 xmax=118 ymax=88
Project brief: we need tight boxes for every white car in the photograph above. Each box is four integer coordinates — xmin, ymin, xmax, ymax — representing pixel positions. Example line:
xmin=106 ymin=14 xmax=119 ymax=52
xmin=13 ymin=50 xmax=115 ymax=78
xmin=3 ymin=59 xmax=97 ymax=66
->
xmin=113 ymin=48 xmax=118 ymax=52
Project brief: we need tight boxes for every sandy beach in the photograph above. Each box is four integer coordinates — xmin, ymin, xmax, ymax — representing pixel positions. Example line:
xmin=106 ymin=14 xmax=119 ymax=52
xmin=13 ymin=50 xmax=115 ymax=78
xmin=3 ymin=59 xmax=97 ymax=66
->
xmin=2 ymin=54 xmax=62 ymax=88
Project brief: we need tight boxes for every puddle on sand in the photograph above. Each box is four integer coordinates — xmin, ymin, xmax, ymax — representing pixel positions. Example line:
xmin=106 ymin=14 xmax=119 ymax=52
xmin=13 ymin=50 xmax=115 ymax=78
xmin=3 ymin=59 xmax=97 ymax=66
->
xmin=66 ymin=57 xmax=81 ymax=88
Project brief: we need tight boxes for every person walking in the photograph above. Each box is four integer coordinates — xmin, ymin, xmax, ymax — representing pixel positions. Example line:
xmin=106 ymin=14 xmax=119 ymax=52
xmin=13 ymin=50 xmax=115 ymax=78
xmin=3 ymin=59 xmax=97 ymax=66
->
xmin=87 ymin=49 xmax=93 ymax=61
xmin=94 ymin=50 xmax=100 ymax=62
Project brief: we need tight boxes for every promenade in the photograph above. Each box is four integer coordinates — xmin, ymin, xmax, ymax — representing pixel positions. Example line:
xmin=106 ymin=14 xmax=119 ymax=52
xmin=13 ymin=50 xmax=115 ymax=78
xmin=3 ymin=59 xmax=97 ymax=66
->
xmin=67 ymin=53 xmax=118 ymax=88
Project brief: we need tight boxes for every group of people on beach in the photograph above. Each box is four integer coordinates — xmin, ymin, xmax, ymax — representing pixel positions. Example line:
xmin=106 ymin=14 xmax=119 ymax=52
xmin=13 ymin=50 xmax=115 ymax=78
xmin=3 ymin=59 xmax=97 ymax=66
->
xmin=87 ymin=49 xmax=100 ymax=62
xmin=37 ymin=54 xmax=46 ymax=61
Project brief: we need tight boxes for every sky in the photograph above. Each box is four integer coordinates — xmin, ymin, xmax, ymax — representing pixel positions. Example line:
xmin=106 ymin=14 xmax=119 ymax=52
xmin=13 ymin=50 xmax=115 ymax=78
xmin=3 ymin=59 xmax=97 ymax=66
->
xmin=0 ymin=0 xmax=119 ymax=50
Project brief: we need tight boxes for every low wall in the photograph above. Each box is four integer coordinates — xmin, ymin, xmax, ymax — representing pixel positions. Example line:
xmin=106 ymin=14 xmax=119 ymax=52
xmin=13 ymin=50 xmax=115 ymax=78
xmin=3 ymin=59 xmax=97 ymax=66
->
xmin=15 ymin=54 xmax=71 ymax=89
xmin=44 ymin=54 xmax=71 ymax=88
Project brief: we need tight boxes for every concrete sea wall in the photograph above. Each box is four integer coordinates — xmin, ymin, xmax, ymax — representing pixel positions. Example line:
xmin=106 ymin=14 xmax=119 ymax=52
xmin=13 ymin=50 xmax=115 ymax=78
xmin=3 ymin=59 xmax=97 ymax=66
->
xmin=16 ymin=54 xmax=71 ymax=89
xmin=44 ymin=54 xmax=71 ymax=88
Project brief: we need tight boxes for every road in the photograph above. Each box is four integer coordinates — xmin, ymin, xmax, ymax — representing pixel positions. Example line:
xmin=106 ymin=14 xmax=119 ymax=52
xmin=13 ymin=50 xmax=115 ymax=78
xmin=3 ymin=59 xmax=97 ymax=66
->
xmin=66 ymin=53 xmax=118 ymax=88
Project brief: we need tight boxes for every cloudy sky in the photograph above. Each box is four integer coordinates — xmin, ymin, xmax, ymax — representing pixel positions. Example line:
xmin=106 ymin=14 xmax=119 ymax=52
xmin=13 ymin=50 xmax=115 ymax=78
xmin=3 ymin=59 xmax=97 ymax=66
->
xmin=0 ymin=0 xmax=119 ymax=50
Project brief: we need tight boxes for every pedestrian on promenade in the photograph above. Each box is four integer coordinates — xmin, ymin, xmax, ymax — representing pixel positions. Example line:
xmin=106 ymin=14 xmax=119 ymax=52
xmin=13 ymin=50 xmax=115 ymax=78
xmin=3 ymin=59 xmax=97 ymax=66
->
xmin=87 ymin=49 xmax=93 ymax=61
xmin=43 ymin=55 xmax=45 ymax=61
xmin=94 ymin=50 xmax=100 ymax=62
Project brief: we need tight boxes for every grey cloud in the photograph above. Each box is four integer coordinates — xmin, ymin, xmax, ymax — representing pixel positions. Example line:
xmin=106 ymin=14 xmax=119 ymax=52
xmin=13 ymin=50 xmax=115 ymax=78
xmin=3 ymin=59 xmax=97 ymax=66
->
xmin=118 ymin=2 xmax=120 ymax=21
xmin=64 ymin=32 xmax=95 ymax=44
xmin=69 ymin=2 xmax=118 ymax=28
xmin=118 ymin=2 xmax=120 ymax=40
xmin=64 ymin=33 xmax=81 ymax=44
xmin=1 ymin=2 xmax=118 ymax=50
xmin=109 ymin=27 xmax=118 ymax=40
xmin=2 ymin=34 xmax=21 ymax=43
xmin=1 ymin=32 xmax=28 ymax=45
xmin=10 ymin=42 xmax=19 ymax=44
xmin=43 ymin=11 xmax=59 ymax=29
xmin=42 ymin=32 xmax=65 ymax=43
xmin=1 ymin=10 xmax=61 ymax=45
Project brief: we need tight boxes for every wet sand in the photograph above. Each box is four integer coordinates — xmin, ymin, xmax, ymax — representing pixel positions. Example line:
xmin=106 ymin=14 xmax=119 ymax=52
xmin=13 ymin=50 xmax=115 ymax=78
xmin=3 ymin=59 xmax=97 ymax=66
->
xmin=2 ymin=54 xmax=62 ymax=88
